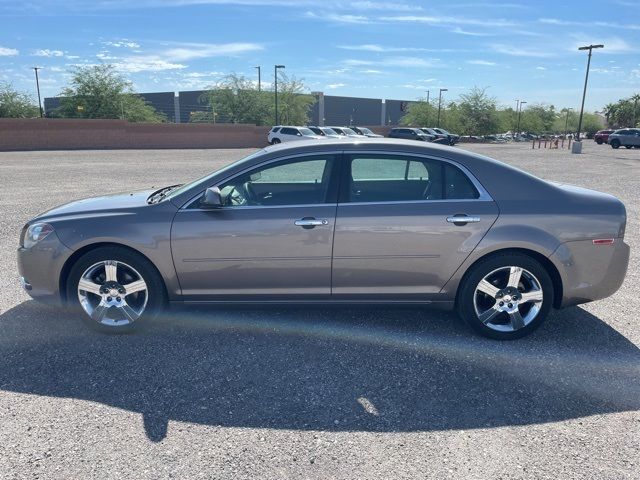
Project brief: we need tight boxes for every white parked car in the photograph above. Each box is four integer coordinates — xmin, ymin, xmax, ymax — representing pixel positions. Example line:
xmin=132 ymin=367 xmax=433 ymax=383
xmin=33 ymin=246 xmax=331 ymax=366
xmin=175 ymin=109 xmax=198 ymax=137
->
xmin=307 ymin=126 xmax=344 ymax=139
xmin=328 ymin=126 xmax=360 ymax=138
xmin=268 ymin=126 xmax=323 ymax=144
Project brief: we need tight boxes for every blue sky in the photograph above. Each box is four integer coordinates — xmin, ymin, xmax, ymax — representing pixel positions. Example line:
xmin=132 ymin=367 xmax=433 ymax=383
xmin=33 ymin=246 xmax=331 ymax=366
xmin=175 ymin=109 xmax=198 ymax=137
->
xmin=1 ymin=0 xmax=638 ymax=111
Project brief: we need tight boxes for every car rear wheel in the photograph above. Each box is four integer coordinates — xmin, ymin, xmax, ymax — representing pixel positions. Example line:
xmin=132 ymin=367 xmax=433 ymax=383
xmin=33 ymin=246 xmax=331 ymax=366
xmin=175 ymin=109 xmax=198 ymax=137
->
xmin=457 ymin=253 xmax=553 ymax=340
xmin=610 ymin=139 xmax=621 ymax=149
xmin=625 ymin=145 xmax=632 ymax=149
xmin=66 ymin=246 xmax=166 ymax=333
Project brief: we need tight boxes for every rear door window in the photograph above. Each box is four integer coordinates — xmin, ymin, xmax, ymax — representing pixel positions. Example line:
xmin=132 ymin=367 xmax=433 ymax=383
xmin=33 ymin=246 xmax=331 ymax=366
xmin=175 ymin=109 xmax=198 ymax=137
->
xmin=343 ymin=155 xmax=479 ymax=203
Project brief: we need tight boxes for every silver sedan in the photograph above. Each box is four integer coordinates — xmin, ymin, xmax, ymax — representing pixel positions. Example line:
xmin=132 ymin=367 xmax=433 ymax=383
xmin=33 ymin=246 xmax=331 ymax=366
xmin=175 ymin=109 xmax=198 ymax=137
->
xmin=17 ymin=139 xmax=630 ymax=339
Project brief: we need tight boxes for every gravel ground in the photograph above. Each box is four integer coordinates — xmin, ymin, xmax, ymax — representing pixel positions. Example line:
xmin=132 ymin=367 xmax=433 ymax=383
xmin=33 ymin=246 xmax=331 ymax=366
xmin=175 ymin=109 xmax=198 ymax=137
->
xmin=0 ymin=142 xmax=638 ymax=479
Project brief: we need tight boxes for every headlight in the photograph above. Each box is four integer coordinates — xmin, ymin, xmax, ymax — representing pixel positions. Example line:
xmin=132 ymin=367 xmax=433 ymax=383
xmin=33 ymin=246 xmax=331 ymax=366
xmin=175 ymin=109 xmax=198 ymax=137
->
xmin=22 ymin=223 xmax=54 ymax=249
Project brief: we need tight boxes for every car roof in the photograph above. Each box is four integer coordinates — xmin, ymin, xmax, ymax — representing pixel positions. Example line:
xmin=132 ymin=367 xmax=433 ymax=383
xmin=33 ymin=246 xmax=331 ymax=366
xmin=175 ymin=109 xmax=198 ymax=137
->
xmin=169 ymin=137 xmax=558 ymax=208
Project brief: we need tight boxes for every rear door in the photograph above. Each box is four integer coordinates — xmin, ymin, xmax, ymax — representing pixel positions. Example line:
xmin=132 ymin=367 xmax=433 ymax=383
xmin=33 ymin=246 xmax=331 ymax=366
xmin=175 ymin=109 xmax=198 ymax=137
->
xmin=331 ymin=152 xmax=499 ymax=299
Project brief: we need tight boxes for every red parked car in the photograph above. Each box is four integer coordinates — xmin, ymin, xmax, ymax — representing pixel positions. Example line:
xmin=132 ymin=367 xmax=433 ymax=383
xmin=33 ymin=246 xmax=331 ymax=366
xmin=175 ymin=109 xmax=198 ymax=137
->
xmin=594 ymin=129 xmax=614 ymax=144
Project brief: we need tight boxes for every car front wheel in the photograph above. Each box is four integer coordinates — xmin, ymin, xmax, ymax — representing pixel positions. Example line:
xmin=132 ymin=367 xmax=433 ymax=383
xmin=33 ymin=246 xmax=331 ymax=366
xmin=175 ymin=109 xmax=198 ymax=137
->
xmin=66 ymin=246 xmax=166 ymax=333
xmin=457 ymin=253 xmax=553 ymax=340
xmin=610 ymin=139 xmax=620 ymax=149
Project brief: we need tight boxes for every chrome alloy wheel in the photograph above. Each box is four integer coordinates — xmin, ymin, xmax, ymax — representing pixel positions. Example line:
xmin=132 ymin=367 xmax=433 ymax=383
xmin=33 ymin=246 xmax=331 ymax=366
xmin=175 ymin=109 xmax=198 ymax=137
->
xmin=77 ymin=260 xmax=148 ymax=326
xmin=473 ymin=266 xmax=544 ymax=333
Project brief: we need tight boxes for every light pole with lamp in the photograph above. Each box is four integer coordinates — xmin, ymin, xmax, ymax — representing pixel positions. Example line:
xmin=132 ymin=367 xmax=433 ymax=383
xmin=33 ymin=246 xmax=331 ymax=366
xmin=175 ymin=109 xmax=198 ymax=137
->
xmin=516 ymin=100 xmax=527 ymax=138
xmin=274 ymin=64 xmax=285 ymax=125
xmin=574 ymin=44 xmax=604 ymax=152
xmin=254 ymin=66 xmax=261 ymax=92
xmin=33 ymin=67 xmax=43 ymax=118
xmin=437 ymin=88 xmax=447 ymax=127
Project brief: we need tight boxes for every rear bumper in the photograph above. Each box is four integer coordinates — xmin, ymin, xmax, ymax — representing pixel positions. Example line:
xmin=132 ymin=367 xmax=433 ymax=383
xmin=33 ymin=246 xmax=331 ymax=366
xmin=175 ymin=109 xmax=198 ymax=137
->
xmin=550 ymin=238 xmax=630 ymax=308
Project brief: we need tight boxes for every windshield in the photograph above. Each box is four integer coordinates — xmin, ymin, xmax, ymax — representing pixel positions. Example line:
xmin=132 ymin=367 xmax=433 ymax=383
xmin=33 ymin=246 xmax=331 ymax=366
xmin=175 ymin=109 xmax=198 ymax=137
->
xmin=299 ymin=127 xmax=316 ymax=136
xmin=343 ymin=128 xmax=358 ymax=135
xmin=162 ymin=149 xmax=265 ymax=202
xmin=331 ymin=128 xmax=345 ymax=135
xmin=360 ymin=127 xmax=374 ymax=135
xmin=321 ymin=128 xmax=338 ymax=135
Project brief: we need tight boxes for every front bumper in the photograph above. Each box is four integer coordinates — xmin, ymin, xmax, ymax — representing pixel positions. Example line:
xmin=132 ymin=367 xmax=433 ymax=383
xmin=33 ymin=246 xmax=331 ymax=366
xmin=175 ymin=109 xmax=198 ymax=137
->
xmin=17 ymin=232 xmax=74 ymax=305
xmin=550 ymin=238 xmax=630 ymax=307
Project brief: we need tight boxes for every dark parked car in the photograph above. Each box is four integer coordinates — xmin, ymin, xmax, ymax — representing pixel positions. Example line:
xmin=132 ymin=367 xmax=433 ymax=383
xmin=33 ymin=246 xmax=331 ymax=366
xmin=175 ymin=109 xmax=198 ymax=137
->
xmin=594 ymin=129 xmax=614 ymax=145
xmin=432 ymin=128 xmax=460 ymax=145
xmin=420 ymin=128 xmax=451 ymax=144
xmin=18 ymin=139 xmax=629 ymax=340
xmin=607 ymin=128 xmax=640 ymax=149
xmin=388 ymin=128 xmax=433 ymax=142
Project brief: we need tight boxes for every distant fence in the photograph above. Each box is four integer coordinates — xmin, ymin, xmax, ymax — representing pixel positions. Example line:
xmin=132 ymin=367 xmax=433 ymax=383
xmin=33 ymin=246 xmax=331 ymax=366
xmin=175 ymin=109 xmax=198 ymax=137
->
xmin=0 ymin=119 xmax=391 ymax=151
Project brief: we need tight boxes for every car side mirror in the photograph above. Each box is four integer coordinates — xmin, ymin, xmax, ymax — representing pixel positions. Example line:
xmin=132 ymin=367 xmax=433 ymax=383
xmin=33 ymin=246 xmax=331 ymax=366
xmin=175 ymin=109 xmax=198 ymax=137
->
xmin=201 ymin=187 xmax=223 ymax=209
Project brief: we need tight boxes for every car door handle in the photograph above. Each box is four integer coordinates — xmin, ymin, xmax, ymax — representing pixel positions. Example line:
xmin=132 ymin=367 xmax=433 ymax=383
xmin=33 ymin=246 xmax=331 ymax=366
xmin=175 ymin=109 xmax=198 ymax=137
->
xmin=446 ymin=215 xmax=481 ymax=225
xmin=294 ymin=218 xmax=329 ymax=228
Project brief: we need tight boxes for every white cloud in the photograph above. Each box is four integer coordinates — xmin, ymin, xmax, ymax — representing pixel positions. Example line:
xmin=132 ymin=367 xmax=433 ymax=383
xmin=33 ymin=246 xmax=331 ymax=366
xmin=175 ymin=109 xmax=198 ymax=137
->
xmin=304 ymin=11 xmax=370 ymax=24
xmin=160 ymin=42 xmax=263 ymax=61
xmin=338 ymin=44 xmax=454 ymax=53
xmin=381 ymin=15 xmax=517 ymax=28
xmin=568 ymin=37 xmax=633 ymax=54
xmin=104 ymin=40 xmax=141 ymax=48
xmin=490 ymin=44 xmax=555 ymax=58
xmin=343 ymin=56 xmax=440 ymax=68
xmin=451 ymin=27 xmax=493 ymax=36
xmin=361 ymin=69 xmax=383 ymax=74
xmin=467 ymin=59 xmax=496 ymax=66
xmin=0 ymin=46 xmax=18 ymax=56
xmin=540 ymin=17 xmax=640 ymax=31
xmin=113 ymin=59 xmax=187 ymax=73
xmin=535 ymin=66 xmax=546 ymax=70
xmin=33 ymin=49 xmax=64 ymax=57
xmin=326 ymin=83 xmax=346 ymax=89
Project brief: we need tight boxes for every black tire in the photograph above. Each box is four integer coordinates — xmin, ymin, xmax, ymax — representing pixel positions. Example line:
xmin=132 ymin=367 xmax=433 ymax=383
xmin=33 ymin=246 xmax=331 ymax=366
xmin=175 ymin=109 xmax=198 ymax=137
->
xmin=271 ymin=138 xmax=281 ymax=144
xmin=456 ymin=252 xmax=554 ymax=340
xmin=65 ymin=246 xmax=166 ymax=333
xmin=596 ymin=139 xmax=603 ymax=144
xmin=611 ymin=139 xmax=620 ymax=149
xmin=625 ymin=145 xmax=632 ymax=149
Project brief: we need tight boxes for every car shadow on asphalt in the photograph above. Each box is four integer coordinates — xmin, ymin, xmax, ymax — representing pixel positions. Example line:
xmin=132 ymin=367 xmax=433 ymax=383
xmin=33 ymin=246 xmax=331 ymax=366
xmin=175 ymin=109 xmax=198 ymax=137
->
xmin=0 ymin=300 xmax=638 ymax=442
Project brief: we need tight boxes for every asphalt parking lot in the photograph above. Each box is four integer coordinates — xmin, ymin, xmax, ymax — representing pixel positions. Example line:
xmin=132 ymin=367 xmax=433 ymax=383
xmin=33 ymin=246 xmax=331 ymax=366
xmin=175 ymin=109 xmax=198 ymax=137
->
xmin=0 ymin=142 xmax=638 ymax=479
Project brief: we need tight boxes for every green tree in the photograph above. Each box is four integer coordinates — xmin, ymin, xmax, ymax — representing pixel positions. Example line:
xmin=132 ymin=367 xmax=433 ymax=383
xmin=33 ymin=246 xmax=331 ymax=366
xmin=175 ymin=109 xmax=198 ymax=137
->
xmin=455 ymin=87 xmax=499 ymax=135
xmin=399 ymin=98 xmax=436 ymax=127
xmin=0 ymin=82 xmax=40 ymax=118
xmin=200 ymin=73 xmax=271 ymax=125
xmin=273 ymin=73 xmax=314 ymax=125
xmin=602 ymin=93 xmax=640 ymax=128
xmin=54 ymin=65 xmax=165 ymax=122
xmin=200 ymin=72 xmax=314 ymax=126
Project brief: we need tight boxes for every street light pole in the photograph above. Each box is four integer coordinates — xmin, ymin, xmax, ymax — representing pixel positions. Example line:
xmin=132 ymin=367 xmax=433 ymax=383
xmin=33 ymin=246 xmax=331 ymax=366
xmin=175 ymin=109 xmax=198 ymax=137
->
xmin=576 ymin=44 xmax=604 ymax=142
xmin=274 ymin=64 xmax=285 ymax=125
xmin=33 ymin=67 xmax=43 ymax=118
xmin=425 ymin=90 xmax=430 ymax=125
xmin=437 ymin=88 xmax=447 ymax=127
xmin=516 ymin=100 xmax=527 ymax=136
xmin=254 ymin=66 xmax=261 ymax=92
xmin=513 ymin=99 xmax=520 ymax=135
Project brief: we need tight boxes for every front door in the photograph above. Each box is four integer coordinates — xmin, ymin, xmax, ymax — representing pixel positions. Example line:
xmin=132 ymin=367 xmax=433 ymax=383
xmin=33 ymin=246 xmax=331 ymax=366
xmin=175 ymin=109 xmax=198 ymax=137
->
xmin=171 ymin=154 xmax=338 ymax=299
xmin=331 ymin=153 xmax=499 ymax=299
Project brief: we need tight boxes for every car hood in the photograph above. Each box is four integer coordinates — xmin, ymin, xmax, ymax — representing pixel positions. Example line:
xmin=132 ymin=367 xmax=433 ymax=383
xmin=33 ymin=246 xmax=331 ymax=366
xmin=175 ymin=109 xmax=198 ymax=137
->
xmin=35 ymin=189 xmax=156 ymax=221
